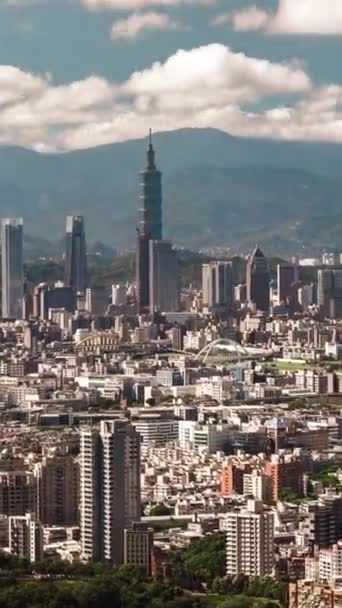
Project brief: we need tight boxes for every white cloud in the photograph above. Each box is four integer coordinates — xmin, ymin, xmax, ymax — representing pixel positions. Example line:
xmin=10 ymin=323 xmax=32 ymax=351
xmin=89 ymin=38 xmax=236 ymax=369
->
xmin=230 ymin=0 xmax=342 ymax=35
xmin=111 ymin=11 xmax=178 ymax=39
xmin=82 ymin=0 xmax=212 ymax=10
xmin=228 ymin=6 xmax=269 ymax=31
xmin=3 ymin=43 xmax=342 ymax=151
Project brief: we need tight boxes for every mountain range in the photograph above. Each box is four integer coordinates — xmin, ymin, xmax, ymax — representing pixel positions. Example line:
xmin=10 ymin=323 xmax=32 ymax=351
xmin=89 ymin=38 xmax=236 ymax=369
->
xmin=1 ymin=128 xmax=342 ymax=257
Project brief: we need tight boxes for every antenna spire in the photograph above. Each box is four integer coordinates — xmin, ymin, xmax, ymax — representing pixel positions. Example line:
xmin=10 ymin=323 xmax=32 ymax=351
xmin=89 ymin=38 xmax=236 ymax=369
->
xmin=146 ymin=128 xmax=156 ymax=169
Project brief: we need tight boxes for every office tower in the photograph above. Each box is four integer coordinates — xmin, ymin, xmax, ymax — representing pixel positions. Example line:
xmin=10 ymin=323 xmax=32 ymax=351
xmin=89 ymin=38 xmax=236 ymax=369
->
xmin=136 ymin=131 xmax=162 ymax=312
xmin=40 ymin=284 xmax=75 ymax=319
xmin=225 ymin=500 xmax=274 ymax=577
xmin=318 ymin=269 xmax=342 ymax=318
xmin=64 ymin=215 xmax=87 ymax=293
xmin=80 ymin=420 xmax=141 ymax=564
xmin=277 ymin=263 xmax=296 ymax=304
xmin=149 ymin=240 xmax=179 ymax=313
xmin=246 ymin=246 xmax=270 ymax=312
xmin=85 ymin=287 xmax=108 ymax=315
xmin=35 ymin=454 xmax=79 ymax=526
xmin=124 ymin=522 xmax=154 ymax=575
xmin=9 ymin=512 xmax=43 ymax=563
xmin=202 ymin=261 xmax=233 ymax=310
xmin=1 ymin=218 xmax=24 ymax=319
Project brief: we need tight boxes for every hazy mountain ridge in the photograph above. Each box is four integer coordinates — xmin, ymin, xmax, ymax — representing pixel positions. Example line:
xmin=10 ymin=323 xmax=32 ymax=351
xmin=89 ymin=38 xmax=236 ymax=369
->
xmin=0 ymin=128 xmax=342 ymax=256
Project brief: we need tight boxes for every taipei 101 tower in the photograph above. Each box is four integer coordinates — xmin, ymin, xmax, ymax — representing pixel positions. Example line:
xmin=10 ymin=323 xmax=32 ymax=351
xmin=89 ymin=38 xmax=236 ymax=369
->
xmin=136 ymin=130 xmax=162 ymax=311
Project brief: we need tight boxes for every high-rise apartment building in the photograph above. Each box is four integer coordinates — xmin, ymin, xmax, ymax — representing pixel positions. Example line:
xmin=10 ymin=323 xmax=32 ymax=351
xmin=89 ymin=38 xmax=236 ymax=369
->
xmin=35 ymin=453 xmax=79 ymax=526
xmin=149 ymin=240 xmax=179 ymax=313
xmin=225 ymin=500 xmax=274 ymax=577
xmin=202 ymin=261 xmax=233 ymax=310
xmin=136 ymin=132 xmax=162 ymax=313
xmin=264 ymin=453 xmax=304 ymax=501
xmin=9 ymin=512 xmax=43 ymax=563
xmin=301 ymin=493 xmax=342 ymax=548
xmin=246 ymin=246 xmax=270 ymax=312
xmin=64 ymin=215 xmax=87 ymax=294
xmin=80 ymin=420 xmax=141 ymax=564
xmin=1 ymin=218 xmax=24 ymax=319
xmin=221 ymin=463 xmax=251 ymax=496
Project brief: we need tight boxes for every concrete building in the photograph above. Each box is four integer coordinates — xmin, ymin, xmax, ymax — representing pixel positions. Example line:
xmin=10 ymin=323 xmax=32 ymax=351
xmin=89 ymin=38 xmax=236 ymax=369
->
xmin=124 ymin=522 xmax=154 ymax=575
xmin=9 ymin=513 xmax=43 ymax=562
xmin=221 ymin=463 xmax=250 ymax=496
xmin=85 ymin=288 xmax=108 ymax=315
xmin=1 ymin=218 xmax=24 ymax=319
xmin=225 ymin=500 xmax=274 ymax=577
xmin=80 ymin=420 xmax=141 ymax=564
xmin=301 ymin=493 xmax=342 ymax=548
xmin=243 ymin=470 xmax=273 ymax=504
xmin=289 ymin=581 xmax=342 ymax=608
xmin=0 ymin=470 xmax=37 ymax=516
xmin=35 ymin=454 xmax=79 ymax=526
xmin=132 ymin=415 xmax=179 ymax=449
xmin=264 ymin=453 xmax=304 ymax=501
xmin=202 ymin=261 xmax=233 ymax=310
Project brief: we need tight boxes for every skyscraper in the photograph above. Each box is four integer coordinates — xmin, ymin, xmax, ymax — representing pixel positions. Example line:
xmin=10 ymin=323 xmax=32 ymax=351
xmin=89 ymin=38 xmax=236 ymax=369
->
xmin=149 ymin=240 xmax=179 ymax=314
xmin=80 ymin=420 xmax=141 ymax=564
xmin=138 ymin=130 xmax=162 ymax=241
xmin=1 ymin=218 xmax=24 ymax=319
xmin=246 ymin=246 xmax=270 ymax=312
xmin=277 ymin=263 xmax=296 ymax=305
xmin=64 ymin=215 xmax=87 ymax=294
xmin=202 ymin=261 xmax=233 ymax=310
xmin=35 ymin=453 xmax=79 ymax=526
xmin=318 ymin=269 xmax=342 ymax=318
xmin=136 ymin=131 xmax=162 ymax=312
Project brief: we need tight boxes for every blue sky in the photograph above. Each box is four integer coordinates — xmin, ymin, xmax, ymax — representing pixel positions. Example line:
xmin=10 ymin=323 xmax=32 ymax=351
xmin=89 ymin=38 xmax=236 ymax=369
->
xmin=1 ymin=0 xmax=342 ymax=150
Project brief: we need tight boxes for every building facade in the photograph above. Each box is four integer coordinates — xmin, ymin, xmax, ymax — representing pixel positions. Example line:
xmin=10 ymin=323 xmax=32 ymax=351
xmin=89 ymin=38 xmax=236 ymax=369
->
xmin=9 ymin=512 xmax=43 ymax=563
xmin=202 ymin=261 xmax=233 ymax=310
xmin=149 ymin=240 xmax=179 ymax=314
xmin=1 ymin=218 xmax=24 ymax=319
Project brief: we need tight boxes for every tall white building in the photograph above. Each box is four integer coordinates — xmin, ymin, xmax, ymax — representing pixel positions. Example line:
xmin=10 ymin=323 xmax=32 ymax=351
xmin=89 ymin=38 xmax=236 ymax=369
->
xmin=80 ymin=420 xmax=141 ymax=564
xmin=149 ymin=240 xmax=179 ymax=314
xmin=1 ymin=218 xmax=24 ymax=319
xmin=202 ymin=261 xmax=233 ymax=310
xmin=9 ymin=512 xmax=43 ymax=563
xmin=225 ymin=500 xmax=274 ymax=578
